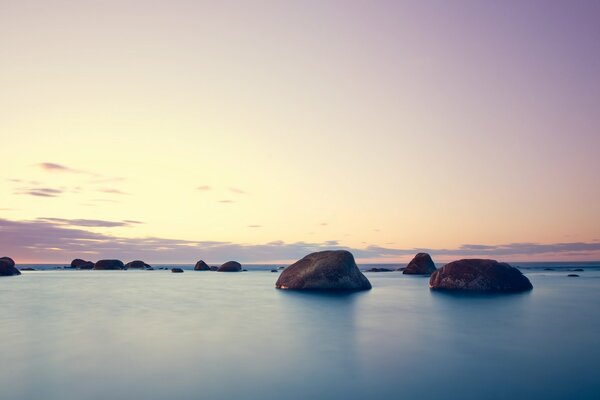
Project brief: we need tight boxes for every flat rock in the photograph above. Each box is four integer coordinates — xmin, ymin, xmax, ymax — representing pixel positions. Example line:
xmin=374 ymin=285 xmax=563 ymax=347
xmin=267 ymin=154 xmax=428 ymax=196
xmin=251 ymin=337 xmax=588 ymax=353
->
xmin=71 ymin=259 xmax=94 ymax=269
xmin=429 ymin=259 xmax=533 ymax=292
xmin=365 ymin=267 xmax=393 ymax=272
xmin=218 ymin=261 xmax=242 ymax=272
xmin=171 ymin=268 xmax=184 ymax=273
xmin=194 ymin=260 xmax=211 ymax=271
xmin=125 ymin=260 xmax=151 ymax=269
xmin=568 ymin=274 xmax=580 ymax=277
xmin=0 ymin=257 xmax=21 ymax=276
xmin=276 ymin=250 xmax=371 ymax=291
xmin=93 ymin=259 xmax=125 ymax=270
xmin=402 ymin=253 xmax=437 ymax=275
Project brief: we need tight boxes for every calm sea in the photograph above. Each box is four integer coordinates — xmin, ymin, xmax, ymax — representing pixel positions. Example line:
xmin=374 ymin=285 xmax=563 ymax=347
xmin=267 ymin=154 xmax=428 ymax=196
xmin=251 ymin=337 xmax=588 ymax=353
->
xmin=1 ymin=262 xmax=599 ymax=400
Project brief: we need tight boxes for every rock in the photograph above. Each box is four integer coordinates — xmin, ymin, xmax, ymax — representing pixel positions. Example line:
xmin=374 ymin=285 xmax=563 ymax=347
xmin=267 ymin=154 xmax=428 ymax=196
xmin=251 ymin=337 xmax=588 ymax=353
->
xmin=276 ymin=250 xmax=371 ymax=291
xmin=218 ymin=261 xmax=242 ymax=272
xmin=171 ymin=268 xmax=184 ymax=273
xmin=271 ymin=269 xmax=278 ymax=272
xmin=571 ymin=268 xmax=584 ymax=272
xmin=93 ymin=259 xmax=125 ymax=270
xmin=210 ymin=266 xmax=219 ymax=271
xmin=194 ymin=260 xmax=211 ymax=271
xmin=125 ymin=260 xmax=151 ymax=269
xmin=568 ymin=274 xmax=580 ymax=277
xmin=19 ymin=267 xmax=36 ymax=271
xmin=278 ymin=266 xmax=285 ymax=270
xmin=242 ymin=269 xmax=248 ymax=272
xmin=402 ymin=253 xmax=437 ymax=275
xmin=71 ymin=258 xmax=94 ymax=269
xmin=365 ymin=267 xmax=393 ymax=272
xmin=544 ymin=268 xmax=554 ymax=271
xmin=429 ymin=259 xmax=533 ymax=292
xmin=0 ymin=257 xmax=21 ymax=276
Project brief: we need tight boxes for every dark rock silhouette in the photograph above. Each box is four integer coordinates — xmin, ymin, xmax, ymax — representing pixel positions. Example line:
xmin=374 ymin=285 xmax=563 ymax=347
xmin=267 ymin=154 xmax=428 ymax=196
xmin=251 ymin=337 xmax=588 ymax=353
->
xmin=171 ymin=268 xmax=184 ymax=273
xmin=276 ymin=250 xmax=371 ymax=291
xmin=194 ymin=260 xmax=211 ymax=271
xmin=210 ymin=266 xmax=219 ymax=271
xmin=429 ymin=259 xmax=533 ymax=292
xmin=125 ymin=260 xmax=151 ymax=269
xmin=544 ymin=268 xmax=554 ymax=271
xmin=19 ymin=267 xmax=36 ymax=271
xmin=271 ymin=269 xmax=278 ymax=272
xmin=218 ymin=261 xmax=242 ymax=272
xmin=365 ymin=267 xmax=393 ymax=272
xmin=571 ymin=268 xmax=584 ymax=272
xmin=71 ymin=259 xmax=94 ymax=269
xmin=0 ymin=257 xmax=21 ymax=276
xmin=568 ymin=274 xmax=580 ymax=277
xmin=402 ymin=253 xmax=437 ymax=275
xmin=93 ymin=259 xmax=125 ymax=270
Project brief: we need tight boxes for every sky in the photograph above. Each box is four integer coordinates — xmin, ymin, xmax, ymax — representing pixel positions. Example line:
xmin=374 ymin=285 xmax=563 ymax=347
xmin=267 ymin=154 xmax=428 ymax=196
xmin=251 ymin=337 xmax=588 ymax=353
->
xmin=1 ymin=0 xmax=599 ymax=263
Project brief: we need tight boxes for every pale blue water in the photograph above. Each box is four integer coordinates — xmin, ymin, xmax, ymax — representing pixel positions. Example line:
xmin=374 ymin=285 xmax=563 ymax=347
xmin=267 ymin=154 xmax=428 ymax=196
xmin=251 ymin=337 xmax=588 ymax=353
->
xmin=1 ymin=264 xmax=599 ymax=400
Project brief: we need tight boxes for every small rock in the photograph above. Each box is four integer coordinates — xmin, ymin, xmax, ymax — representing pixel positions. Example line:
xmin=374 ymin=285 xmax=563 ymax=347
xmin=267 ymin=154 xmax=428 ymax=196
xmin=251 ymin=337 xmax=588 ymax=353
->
xmin=218 ymin=261 xmax=242 ymax=272
xmin=171 ymin=268 xmax=184 ymax=273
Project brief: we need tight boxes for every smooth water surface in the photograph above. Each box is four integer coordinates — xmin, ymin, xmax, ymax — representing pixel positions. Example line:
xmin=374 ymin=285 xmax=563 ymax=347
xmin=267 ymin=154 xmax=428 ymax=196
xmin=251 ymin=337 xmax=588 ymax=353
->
xmin=1 ymin=268 xmax=599 ymax=400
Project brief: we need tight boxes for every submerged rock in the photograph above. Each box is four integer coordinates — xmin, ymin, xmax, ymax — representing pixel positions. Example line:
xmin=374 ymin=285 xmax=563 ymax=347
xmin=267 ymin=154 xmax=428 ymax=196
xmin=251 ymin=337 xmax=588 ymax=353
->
xmin=71 ymin=259 xmax=94 ymax=269
xmin=568 ymin=274 xmax=580 ymax=277
xmin=0 ymin=257 xmax=21 ymax=276
xmin=402 ymin=253 xmax=437 ymax=275
xmin=125 ymin=260 xmax=151 ymax=269
xmin=194 ymin=260 xmax=211 ymax=271
xmin=19 ymin=267 xmax=36 ymax=271
xmin=276 ymin=250 xmax=371 ymax=291
xmin=93 ymin=259 xmax=125 ymax=270
xmin=171 ymin=268 xmax=184 ymax=273
xmin=429 ymin=259 xmax=533 ymax=292
xmin=571 ymin=268 xmax=584 ymax=272
xmin=218 ymin=261 xmax=242 ymax=272
xmin=271 ymin=269 xmax=278 ymax=272
xmin=365 ymin=267 xmax=393 ymax=272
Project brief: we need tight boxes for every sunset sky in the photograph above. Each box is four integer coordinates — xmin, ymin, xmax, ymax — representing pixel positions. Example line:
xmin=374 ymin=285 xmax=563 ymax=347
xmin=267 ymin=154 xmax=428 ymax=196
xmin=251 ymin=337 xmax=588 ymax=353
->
xmin=1 ymin=0 xmax=599 ymax=263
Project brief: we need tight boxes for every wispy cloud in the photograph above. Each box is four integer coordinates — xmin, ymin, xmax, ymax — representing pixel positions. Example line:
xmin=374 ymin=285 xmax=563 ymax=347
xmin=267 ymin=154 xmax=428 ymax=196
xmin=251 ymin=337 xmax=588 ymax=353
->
xmin=197 ymin=185 xmax=212 ymax=191
xmin=230 ymin=187 xmax=246 ymax=194
xmin=36 ymin=217 xmax=142 ymax=228
xmin=248 ymin=225 xmax=262 ymax=228
xmin=99 ymin=188 xmax=129 ymax=195
xmin=2 ymin=217 xmax=600 ymax=263
xmin=218 ymin=200 xmax=234 ymax=204
xmin=15 ymin=187 xmax=64 ymax=198
xmin=38 ymin=162 xmax=79 ymax=173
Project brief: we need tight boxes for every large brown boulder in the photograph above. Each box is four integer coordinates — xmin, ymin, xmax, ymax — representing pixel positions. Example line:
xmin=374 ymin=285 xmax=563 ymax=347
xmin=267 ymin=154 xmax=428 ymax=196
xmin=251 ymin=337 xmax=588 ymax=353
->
xmin=93 ymin=259 xmax=125 ymax=270
xmin=402 ymin=253 xmax=437 ymax=275
xmin=276 ymin=250 xmax=371 ymax=291
xmin=194 ymin=260 xmax=211 ymax=271
xmin=0 ymin=257 xmax=21 ymax=276
xmin=125 ymin=260 xmax=151 ymax=269
xmin=429 ymin=259 xmax=533 ymax=292
xmin=217 ymin=261 xmax=242 ymax=272
xmin=71 ymin=259 xmax=95 ymax=269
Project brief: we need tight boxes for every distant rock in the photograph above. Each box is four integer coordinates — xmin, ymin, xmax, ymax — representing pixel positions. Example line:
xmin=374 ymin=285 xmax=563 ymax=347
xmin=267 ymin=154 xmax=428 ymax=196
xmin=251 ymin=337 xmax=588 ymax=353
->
xmin=242 ymin=269 xmax=248 ymax=272
xmin=544 ymin=268 xmax=554 ymax=271
xmin=125 ymin=260 xmax=151 ymax=269
xmin=171 ymin=268 xmax=184 ymax=273
xmin=571 ymin=268 xmax=584 ymax=272
xmin=429 ymin=259 xmax=533 ymax=292
xmin=271 ymin=269 xmax=278 ymax=272
xmin=365 ymin=267 xmax=393 ymax=272
xmin=93 ymin=259 xmax=125 ymax=270
xmin=276 ymin=250 xmax=371 ymax=291
xmin=218 ymin=261 xmax=242 ymax=272
xmin=568 ymin=274 xmax=580 ymax=277
xmin=71 ymin=258 xmax=94 ymax=269
xmin=402 ymin=253 xmax=437 ymax=275
xmin=194 ymin=260 xmax=211 ymax=271
xmin=210 ymin=266 xmax=219 ymax=271
xmin=0 ymin=257 xmax=21 ymax=276
xmin=19 ymin=267 xmax=36 ymax=271
xmin=278 ymin=266 xmax=285 ymax=270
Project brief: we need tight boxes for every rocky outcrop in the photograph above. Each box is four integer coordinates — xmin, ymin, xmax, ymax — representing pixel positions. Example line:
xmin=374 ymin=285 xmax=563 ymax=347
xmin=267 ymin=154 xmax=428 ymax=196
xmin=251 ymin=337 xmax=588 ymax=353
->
xmin=276 ymin=250 xmax=371 ymax=291
xmin=93 ymin=259 xmax=125 ymax=270
xmin=0 ymin=257 xmax=20 ymax=276
xmin=210 ymin=266 xmax=219 ymax=271
xmin=71 ymin=259 xmax=94 ymax=269
xmin=429 ymin=259 xmax=533 ymax=292
xmin=568 ymin=274 xmax=579 ymax=277
xmin=218 ymin=261 xmax=242 ymax=272
xmin=125 ymin=260 xmax=151 ymax=269
xmin=402 ymin=253 xmax=437 ymax=275
xmin=171 ymin=268 xmax=184 ymax=273
xmin=194 ymin=260 xmax=211 ymax=271
xmin=365 ymin=267 xmax=393 ymax=272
